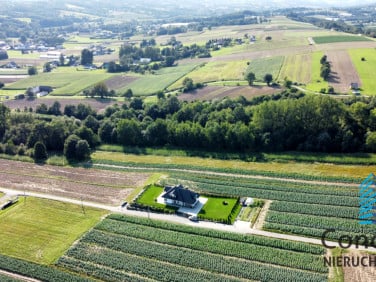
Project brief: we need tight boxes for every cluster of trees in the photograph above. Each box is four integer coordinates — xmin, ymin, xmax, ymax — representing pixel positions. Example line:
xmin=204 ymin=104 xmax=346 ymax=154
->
xmin=245 ymin=72 xmax=273 ymax=86
xmin=107 ymin=40 xmax=211 ymax=74
xmin=286 ymin=13 xmax=363 ymax=35
xmin=320 ymin=55 xmax=331 ymax=81
xmin=0 ymin=102 xmax=95 ymax=162
xmin=83 ymin=83 xmax=115 ymax=99
xmin=3 ymin=91 xmax=376 ymax=163
xmin=81 ymin=49 xmax=94 ymax=66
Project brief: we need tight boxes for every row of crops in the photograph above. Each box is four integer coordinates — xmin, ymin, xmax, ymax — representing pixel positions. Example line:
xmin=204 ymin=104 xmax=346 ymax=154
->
xmin=170 ymin=172 xmax=370 ymax=240
xmin=170 ymin=172 xmax=358 ymax=207
xmin=57 ymin=214 xmax=328 ymax=282
xmin=0 ymin=254 xmax=91 ymax=282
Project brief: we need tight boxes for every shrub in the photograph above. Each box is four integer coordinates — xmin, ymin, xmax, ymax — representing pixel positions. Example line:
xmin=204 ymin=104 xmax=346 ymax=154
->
xmin=34 ymin=141 xmax=48 ymax=160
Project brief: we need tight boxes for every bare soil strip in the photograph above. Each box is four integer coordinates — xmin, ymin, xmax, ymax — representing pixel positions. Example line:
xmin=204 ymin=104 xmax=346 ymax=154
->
xmin=327 ymin=50 xmax=361 ymax=93
xmin=104 ymin=75 xmax=139 ymax=90
xmin=179 ymin=85 xmax=279 ymax=102
xmin=0 ymin=159 xmax=150 ymax=205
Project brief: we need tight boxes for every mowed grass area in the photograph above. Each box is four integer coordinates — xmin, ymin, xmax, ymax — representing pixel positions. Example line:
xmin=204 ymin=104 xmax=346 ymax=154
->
xmin=0 ymin=197 xmax=107 ymax=264
xmin=306 ymin=51 xmax=329 ymax=92
xmin=4 ymin=68 xmax=115 ymax=96
xmin=349 ymin=48 xmax=376 ymax=95
xmin=119 ymin=63 xmax=199 ymax=95
xmin=92 ymin=151 xmax=374 ymax=180
xmin=198 ymin=196 xmax=239 ymax=223
xmin=246 ymin=56 xmax=284 ymax=82
xmin=312 ymin=35 xmax=372 ymax=44
xmin=279 ymin=53 xmax=311 ymax=83
xmin=135 ymin=185 xmax=177 ymax=211
xmin=169 ymin=60 xmax=249 ymax=89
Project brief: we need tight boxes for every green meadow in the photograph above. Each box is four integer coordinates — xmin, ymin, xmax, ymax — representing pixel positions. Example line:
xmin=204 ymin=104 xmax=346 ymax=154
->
xmin=349 ymin=48 xmax=376 ymax=95
xmin=245 ymin=56 xmax=284 ymax=82
xmin=0 ymin=197 xmax=106 ymax=264
xmin=120 ymin=63 xmax=198 ymax=95
xmin=170 ymin=60 xmax=249 ymax=88
xmin=4 ymin=69 xmax=115 ymax=96
xmin=306 ymin=51 xmax=329 ymax=92
xmin=279 ymin=53 xmax=312 ymax=84
xmin=312 ymin=35 xmax=372 ymax=44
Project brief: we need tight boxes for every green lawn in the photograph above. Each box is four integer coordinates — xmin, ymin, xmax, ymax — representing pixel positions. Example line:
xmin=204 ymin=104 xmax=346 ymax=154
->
xmin=312 ymin=35 xmax=372 ymax=44
xmin=198 ymin=196 xmax=240 ymax=223
xmin=136 ymin=185 xmax=177 ymax=212
xmin=245 ymin=56 xmax=284 ymax=82
xmin=4 ymin=69 xmax=115 ymax=96
xmin=0 ymin=197 xmax=107 ymax=264
xmin=306 ymin=51 xmax=329 ymax=92
xmin=349 ymin=48 xmax=376 ymax=95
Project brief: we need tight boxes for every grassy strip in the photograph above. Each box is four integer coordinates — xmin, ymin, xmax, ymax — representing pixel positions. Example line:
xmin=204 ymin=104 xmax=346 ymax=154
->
xmin=92 ymin=153 xmax=362 ymax=183
xmin=312 ymin=35 xmax=371 ymax=44
xmin=329 ymin=248 xmax=344 ymax=282
xmin=98 ymin=145 xmax=376 ymax=165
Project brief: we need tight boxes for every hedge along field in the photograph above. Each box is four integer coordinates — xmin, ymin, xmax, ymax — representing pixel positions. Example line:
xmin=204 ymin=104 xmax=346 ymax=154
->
xmin=169 ymin=60 xmax=249 ymax=89
xmin=306 ymin=51 xmax=329 ymax=92
xmin=245 ymin=56 xmax=284 ymax=82
xmin=4 ymin=69 xmax=116 ymax=96
xmin=118 ymin=63 xmax=199 ymax=95
xmin=279 ymin=53 xmax=311 ymax=84
xmin=0 ymin=197 xmax=107 ymax=264
xmin=349 ymin=48 xmax=376 ymax=95
xmin=312 ymin=35 xmax=372 ymax=44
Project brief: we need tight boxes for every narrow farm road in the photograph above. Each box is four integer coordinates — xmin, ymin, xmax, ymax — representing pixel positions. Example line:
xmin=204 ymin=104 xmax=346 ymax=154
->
xmin=0 ymin=187 xmax=369 ymax=252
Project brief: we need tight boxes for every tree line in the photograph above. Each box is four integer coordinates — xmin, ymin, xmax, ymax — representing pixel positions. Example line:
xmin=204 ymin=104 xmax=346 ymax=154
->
xmin=2 ymin=91 xmax=376 ymax=163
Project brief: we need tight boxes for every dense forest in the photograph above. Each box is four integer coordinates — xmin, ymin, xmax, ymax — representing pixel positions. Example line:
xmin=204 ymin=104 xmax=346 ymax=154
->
xmin=1 ymin=92 xmax=376 ymax=162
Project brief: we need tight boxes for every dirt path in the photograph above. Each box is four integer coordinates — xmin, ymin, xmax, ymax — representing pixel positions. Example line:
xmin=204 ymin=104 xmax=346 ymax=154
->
xmin=327 ymin=50 xmax=361 ymax=93
xmin=253 ymin=200 xmax=271 ymax=230
xmin=0 ymin=269 xmax=40 ymax=282
xmin=343 ymin=251 xmax=376 ymax=282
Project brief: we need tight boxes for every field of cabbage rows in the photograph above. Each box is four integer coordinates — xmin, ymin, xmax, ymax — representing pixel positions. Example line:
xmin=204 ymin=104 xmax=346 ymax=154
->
xmin=170 ymin=172 xmax=368 ymax=240
xmin=58 ymin=214 xmax=328 ymax=282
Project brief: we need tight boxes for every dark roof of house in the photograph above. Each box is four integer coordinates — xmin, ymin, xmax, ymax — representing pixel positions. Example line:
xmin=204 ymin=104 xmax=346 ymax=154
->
xmin=162 ymin=185 xmax=199 ymax=205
